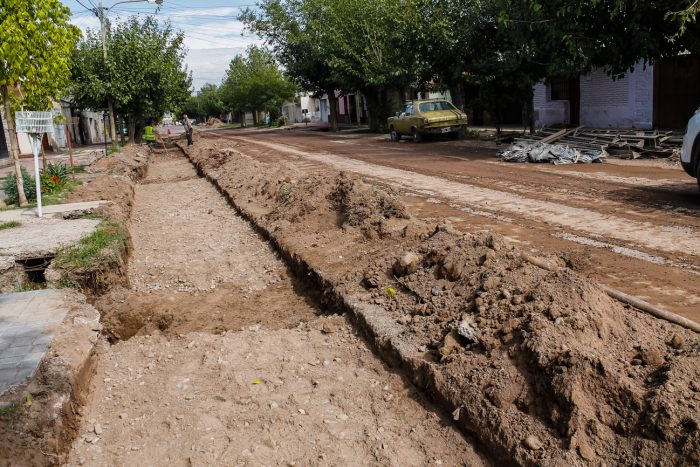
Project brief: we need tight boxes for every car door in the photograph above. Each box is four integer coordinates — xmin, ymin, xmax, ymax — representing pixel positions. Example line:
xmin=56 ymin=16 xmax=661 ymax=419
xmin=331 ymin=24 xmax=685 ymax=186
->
xmin=395 ymin=105 xmax=413 ymax=134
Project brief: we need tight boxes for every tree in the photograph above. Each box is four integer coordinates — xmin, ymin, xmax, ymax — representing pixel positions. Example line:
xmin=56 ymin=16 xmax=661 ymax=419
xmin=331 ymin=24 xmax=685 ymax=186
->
xmin=220 ymin=46 xmax=297 ymax=125
xmin=179 ymin=83 xmax=226 ymax=122
xmin=0 ymin=0 xmax=80 ymax=206
xmin=244 ymin=0 xmax=430 ymax=131
xmin=71 ymin=16 xmax=191 ymax=143
xmin=242 ymin=0 xmax=344 ymax=130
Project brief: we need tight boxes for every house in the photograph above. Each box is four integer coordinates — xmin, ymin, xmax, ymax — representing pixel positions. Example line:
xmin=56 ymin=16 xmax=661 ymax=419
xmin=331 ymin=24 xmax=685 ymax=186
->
xmin=534 ymin=55 xmax=700 ymax=129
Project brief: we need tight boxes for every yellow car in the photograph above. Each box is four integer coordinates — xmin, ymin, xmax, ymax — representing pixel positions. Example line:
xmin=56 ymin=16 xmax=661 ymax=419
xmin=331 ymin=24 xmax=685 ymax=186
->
xmin=387 ymin=99 xmax=468 ymax=142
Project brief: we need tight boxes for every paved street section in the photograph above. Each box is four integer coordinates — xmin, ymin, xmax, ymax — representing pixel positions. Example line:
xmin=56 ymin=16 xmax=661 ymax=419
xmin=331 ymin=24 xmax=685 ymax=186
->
xmin=0 ymin=290 xmax=68 ymax=394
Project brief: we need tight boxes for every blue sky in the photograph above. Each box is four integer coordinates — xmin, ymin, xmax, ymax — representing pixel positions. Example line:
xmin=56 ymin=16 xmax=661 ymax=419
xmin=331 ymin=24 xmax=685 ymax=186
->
xmin=63 ymin=0 xmax=262 ymax=92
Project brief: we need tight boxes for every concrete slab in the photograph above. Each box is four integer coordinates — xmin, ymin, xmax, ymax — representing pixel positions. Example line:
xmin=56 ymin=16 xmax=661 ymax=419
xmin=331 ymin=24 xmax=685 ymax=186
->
xmin=0 ymin=201 xmax=110 ymax=222
xmin=0 ymin=290 xmax=69 ymax=394
xmin=0 ymin=216 xmax=100 ymax=260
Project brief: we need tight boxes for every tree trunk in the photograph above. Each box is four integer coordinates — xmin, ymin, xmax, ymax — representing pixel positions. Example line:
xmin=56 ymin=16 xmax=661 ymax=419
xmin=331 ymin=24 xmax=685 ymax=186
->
xmin=364 ymin=87 xmax=390 ymax=133
xmin=326 ymin=89 xmax=339 ymax=132
xmin=522 ymin=85 xmax=535 ymax=135
xmin=449 ymin=82 xmax=464 ymax=110
xmin=252 ymin=110 xmax=258 ymax=126
xmin=127 ymin=117 xmax=136 ymax=145
xmin=1 ymin=85 xmax=28 ymax=206
xmin=107 ymin=98 xmax=117 ymax=145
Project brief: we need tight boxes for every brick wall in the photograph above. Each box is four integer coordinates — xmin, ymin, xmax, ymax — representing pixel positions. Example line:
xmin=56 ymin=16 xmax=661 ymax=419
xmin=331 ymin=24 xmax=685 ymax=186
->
xmin=579 ymin=61 xmax=654 ymax=129
xmin=533 ymin=82 xmax=569 ymax=126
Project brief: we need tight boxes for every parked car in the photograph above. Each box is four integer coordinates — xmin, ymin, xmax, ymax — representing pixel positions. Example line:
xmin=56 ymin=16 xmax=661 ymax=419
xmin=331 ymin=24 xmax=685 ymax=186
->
xmin=387 ymin=99 xmax=468 ymax=142
xmin=681 ymin=107 xmax=700 ymax=190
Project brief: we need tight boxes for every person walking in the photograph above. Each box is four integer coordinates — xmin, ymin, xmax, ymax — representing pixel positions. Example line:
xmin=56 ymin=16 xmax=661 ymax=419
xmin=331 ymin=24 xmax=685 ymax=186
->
xmin=182 ymin=114 xmax=193 ymax=146
xmin=143 ymin=123 xmax=156 ymax=149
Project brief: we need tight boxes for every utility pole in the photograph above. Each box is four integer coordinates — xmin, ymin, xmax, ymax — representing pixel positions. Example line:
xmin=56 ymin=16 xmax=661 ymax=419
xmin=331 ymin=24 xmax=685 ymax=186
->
xmin=93 ymin=0 xmax=164 ymax=148
xmin=97 ymin=1 xmax=118 ymax=145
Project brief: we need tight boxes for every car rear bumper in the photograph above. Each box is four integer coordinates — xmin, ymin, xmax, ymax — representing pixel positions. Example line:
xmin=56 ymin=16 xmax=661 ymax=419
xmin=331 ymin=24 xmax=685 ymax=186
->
xmin=424 ymin=124 xmax=465 ymax=134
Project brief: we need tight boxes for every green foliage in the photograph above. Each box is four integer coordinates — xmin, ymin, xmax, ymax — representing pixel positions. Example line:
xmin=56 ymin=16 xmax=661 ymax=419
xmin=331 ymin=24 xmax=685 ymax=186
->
xmin=0 ymin=0 xmax=81 ymax=109
xmin=40 ymin=173 xmax=63 ymax=195
xmin=179 ymin=83 xmax=226 ymax=122
xmin=220 ymin=46 xmax=297 ymax=123
xmin=44 ymin=162 xmax=71 ymax=180
xmin=2 ymin=167 xmax=36 ymax=205
xmin=70 ymin=16 xmax=191 ymax=141
xmin=54 ymin=220 xmax=127 ymax=272
xmin=0 ymin=221 xmax=21 ymax=230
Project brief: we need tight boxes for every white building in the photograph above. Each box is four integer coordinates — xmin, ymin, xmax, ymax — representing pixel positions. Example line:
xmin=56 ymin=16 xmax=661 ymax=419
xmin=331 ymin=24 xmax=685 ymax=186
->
xmin=534 ymin=56 xmax=700 ymax=129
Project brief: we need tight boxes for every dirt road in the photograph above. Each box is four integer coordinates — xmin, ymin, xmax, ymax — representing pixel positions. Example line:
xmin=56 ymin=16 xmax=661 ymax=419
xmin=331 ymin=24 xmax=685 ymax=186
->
xmin=202 ymin=128 xmax=700 ymax=323
xmin=65 ymin=152 xmax=487 ymax=466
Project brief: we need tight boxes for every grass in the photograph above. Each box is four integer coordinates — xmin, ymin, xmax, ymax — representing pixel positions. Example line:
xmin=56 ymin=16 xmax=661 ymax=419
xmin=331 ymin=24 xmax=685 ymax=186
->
xmin=220 ymin=123 xmax=242 ymax=129
xmin=71 ymin=165 xmax=87 ymax=174
xmin=54 ymin=220 xmax=127 ymax=272
xmin=0 ymin=221 xmax=21 ymax=230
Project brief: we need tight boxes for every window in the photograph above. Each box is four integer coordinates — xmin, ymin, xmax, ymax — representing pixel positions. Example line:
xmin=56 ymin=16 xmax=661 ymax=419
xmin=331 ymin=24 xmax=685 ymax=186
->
xmin=550 ymin=77 xmax=570 ymax=101
xmin=418 ymin=101 xmax=458 ymax=112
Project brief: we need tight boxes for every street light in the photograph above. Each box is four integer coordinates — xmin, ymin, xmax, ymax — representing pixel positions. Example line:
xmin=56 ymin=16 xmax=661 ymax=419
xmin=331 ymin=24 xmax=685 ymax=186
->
xmin=89 ymin=0 xmax=164 ymax=145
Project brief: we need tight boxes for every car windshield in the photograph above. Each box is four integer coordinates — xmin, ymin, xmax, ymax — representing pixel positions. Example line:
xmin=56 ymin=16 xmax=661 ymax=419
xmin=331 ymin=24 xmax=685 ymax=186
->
xmin=418 ymin=101 xmax=457 ymax=113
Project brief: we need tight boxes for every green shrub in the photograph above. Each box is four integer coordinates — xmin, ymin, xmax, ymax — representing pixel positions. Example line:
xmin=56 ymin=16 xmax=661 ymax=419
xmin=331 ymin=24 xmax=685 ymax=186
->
xmin=276 ymin=116 xmax=287 ymax=127
xmin=44 ymin=162 xmax=71 ymax=180
xmin=2 ymin=167 xmax=36 ymax=205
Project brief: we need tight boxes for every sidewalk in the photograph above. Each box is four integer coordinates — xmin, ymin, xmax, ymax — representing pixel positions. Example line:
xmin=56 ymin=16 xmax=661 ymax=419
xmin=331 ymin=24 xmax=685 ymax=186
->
xmin=0 ymin=146 xmax=105 ymax=180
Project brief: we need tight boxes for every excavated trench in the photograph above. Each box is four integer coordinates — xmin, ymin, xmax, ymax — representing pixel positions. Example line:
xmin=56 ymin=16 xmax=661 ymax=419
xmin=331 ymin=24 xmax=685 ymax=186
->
xmin=64 ymin=149 xmax=491 ymax=466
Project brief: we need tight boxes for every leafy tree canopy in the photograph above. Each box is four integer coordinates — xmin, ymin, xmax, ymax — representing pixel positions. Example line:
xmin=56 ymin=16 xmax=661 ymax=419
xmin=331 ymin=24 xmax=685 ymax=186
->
xmin=70 ymin=16 xmax=191 ymax=141
xmin=220 ymin=46 xmax=297 ymax=124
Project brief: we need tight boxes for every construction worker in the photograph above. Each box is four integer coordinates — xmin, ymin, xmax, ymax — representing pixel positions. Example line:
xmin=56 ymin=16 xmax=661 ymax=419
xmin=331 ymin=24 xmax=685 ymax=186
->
xmin=144 ymin=123 xmax=157 ymax=148
xmin=182 ymin=114 xmax=193 ymax=146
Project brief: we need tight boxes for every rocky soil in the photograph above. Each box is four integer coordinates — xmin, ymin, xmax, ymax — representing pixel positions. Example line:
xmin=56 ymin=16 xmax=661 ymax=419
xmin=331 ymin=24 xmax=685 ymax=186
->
xmin=184 ymin=138 xmax=700 ymax=466
xmin=64 ymin=149 xmax=488 ymax=466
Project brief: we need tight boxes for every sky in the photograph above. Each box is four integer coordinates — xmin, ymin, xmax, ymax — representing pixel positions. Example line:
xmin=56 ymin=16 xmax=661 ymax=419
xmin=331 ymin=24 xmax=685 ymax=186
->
xmin=63 ymin=0 xmax=263 ymax=92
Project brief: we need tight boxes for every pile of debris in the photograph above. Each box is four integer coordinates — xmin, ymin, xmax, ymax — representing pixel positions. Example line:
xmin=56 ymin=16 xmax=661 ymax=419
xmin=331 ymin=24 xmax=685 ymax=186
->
xmin=500 ymin=126 xmax=682 ymax=164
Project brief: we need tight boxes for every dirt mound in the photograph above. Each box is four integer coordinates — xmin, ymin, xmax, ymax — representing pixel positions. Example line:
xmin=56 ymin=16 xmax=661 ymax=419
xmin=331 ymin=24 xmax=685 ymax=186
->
xmin=205 ymin=117 xmax=223 ymax=127
xmin=361 ymin=229 xmax=700 ymax=465
xmin=66 ymin=146 xmax=149 ymax=224
xmin=184 ymin=138 xmax=700 ymax=466
xmin=329 ymin=172 xmax=410 ymax=237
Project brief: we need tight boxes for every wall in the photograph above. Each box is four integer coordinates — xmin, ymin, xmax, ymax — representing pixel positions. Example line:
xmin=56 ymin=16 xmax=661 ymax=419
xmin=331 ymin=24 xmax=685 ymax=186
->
xmin=579 ymin=62 xmax=653 ymax=128
xmin=533 ymin=83 xmax=569 ymax=126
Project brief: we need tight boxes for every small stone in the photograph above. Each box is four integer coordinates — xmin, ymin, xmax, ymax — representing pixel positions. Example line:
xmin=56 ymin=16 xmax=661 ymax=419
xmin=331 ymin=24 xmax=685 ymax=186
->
xmin=270 ymin=401 xmax=279 ymax=409
xmin=393 ymin=252 xmax=420 ymax=277
xmin=578 ymin=443 xmax=595 ymax=460
xmin=554 ymin=317 xmax=564 ymax=325
xmin=187 ymin=341 xmax=195 ymax=349
xmin=431 ymin=286 xmax=440 ymax=296
xmin=638 ymin=348 xmax=663 ymax=366
xmin=511 ymin=295 xmax=524 ymax=305
xmin=176 ymin=415 xmax=184 ymax=420
xmin=93 ymin=423 xmax=103 ymax=435
xmin=669 ymin=333 xmax=685 ymax=350
xmin=524 ymin=435 xmax=543 ymax=450
xmin=119 ymin=413 xmax=128 ymax=419
xmin=321 ymin=322 xmax=336 ymax=334
xmin=456 ymin=316 xmax=480 ymax=344
xmin=298 ymin=409 xmax=306 ymax=415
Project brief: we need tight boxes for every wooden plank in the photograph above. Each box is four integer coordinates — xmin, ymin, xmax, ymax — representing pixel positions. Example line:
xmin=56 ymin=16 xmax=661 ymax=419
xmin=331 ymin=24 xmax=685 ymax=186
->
xmin=540 ymin=126 xmax=582 ymax=144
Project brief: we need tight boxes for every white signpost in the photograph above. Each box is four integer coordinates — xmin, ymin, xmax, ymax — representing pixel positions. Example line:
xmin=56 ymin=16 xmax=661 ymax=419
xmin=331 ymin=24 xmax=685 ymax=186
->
xmin=15 ymin=111 xmax=53 ymax=218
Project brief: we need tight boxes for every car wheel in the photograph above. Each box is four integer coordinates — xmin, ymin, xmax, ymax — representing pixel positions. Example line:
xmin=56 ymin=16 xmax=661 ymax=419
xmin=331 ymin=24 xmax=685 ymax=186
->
xmin=412 ymin=127 xmax=422 ymax=143
xmin=390 ymin=128 xmax=401 ymax=142
xmin=696 ymin=160 xmax=700 ymax=191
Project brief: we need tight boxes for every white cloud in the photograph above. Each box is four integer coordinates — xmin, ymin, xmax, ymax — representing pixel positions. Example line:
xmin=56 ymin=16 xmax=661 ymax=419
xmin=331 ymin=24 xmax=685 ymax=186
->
xmin=70 ymin=6 xmax=263 ymax=94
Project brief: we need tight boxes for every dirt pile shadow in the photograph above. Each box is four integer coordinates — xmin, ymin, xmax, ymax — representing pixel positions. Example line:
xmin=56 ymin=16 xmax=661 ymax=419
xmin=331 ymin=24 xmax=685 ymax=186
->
xmin=183 ymin=138 xmax=700 ymax=466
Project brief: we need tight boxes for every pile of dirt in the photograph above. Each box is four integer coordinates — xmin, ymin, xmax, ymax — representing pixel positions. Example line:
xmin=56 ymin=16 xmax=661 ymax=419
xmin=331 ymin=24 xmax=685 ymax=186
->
xmin=65 ymin=146 xmax=149 ymax=224
xmin=329 ymin=172 xmax=410 ymax=238
xmin=184 ymin=139 xmax=700 ymax=466
xmin=205 ymin=117 xmax=223 ymax=127
xmin=49 ymin=146 xmax=149 ymax=292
